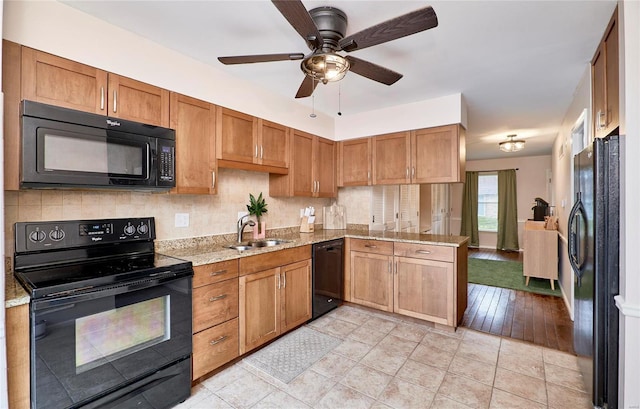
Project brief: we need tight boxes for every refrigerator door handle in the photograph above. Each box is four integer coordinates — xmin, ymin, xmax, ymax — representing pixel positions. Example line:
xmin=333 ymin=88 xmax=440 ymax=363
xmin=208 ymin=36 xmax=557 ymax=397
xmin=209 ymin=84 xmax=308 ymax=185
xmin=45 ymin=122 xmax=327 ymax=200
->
xmin=568 ymin=195 xmax=587 ymax=282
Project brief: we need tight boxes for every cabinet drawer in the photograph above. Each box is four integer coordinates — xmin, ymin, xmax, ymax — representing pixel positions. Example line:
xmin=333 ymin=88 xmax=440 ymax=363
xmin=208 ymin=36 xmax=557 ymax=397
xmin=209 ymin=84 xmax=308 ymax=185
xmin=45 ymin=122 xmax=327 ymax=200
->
xmin=193 ymin=278 xmax=239 ymax=333
xmin=393 ymin=242 xmax=454 ymax=262
xmin=192 ymin=318 xmax=239 ymax=380
xmin=193 ymin=259 xmax=239 ymax=288
xmin=350 ymin=238 xmax=393 ymax=255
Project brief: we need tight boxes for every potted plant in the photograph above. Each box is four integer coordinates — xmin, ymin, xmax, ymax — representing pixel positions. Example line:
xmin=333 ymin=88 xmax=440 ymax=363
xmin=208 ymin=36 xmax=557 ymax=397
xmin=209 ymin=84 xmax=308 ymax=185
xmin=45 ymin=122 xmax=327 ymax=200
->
xmin=246 ymin=192 xmax=268 ymax=238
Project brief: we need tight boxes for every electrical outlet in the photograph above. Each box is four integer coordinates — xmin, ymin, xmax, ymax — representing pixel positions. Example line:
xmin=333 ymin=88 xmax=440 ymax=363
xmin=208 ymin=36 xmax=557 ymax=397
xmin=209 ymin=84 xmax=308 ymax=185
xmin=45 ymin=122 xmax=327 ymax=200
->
xmin=237 ymin=211 xmax=249 ymax=220
xmin=175 ymin=213 xmax=189 ymax=228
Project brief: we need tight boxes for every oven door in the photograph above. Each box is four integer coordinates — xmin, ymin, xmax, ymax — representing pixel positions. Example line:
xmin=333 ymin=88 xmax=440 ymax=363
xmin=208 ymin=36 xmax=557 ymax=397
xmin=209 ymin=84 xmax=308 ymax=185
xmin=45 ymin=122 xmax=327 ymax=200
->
xmin=30 ymin=275 xmax=192 ymax=409
xmin=21 ymin=116 xmax=156 ymax=188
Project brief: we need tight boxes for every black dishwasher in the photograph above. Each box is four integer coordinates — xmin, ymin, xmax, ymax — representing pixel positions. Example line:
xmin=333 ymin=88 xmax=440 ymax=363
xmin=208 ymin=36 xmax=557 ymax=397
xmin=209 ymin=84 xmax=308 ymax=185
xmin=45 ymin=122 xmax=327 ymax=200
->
xmin=312 ymin=239 xmax=344 ymax=319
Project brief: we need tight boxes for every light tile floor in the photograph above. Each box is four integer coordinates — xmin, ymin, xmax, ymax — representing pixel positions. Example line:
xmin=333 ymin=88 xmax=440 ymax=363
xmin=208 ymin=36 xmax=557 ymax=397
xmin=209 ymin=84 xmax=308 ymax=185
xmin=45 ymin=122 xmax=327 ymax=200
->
xmin=175 ymin=305 xmax=591 ymax=409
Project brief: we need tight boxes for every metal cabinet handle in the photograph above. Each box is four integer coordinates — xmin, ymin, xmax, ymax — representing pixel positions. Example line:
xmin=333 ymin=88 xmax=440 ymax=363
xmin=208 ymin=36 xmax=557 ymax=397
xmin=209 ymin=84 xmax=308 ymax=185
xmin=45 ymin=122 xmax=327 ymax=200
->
xmin=597 ymin=110 xmax=606 ymax=130
xmin=276 ymin=273 xmax=281 ymax=289
xmin=261 ymin=145 xmax=264 ymax=159
xmin=412 ymin=167 xmax=415 ymax=179
xmin=416 ymin=250 xmax=432 ymax=254
xmin=212 ymin=171 xmax=216 ymax=189
xmin=209 ymin=335 xmax=228 ymax=346
xmin=317 ymin=181 xmax=320 ymax=193
xmin=281 ymin=272 xmax=286 ymax=288
xmin=395 ymin=261 xmax=398 ymax=274
xmin=210 ymin=269 xmax=226 ymax=276
xmin=255 ymin=145 xmax=258 ymax=158
xmin=209 ymin=294 xmax=227 ymax=302
xmin=100 ymin=87 xmax=105 ymax=110
xmin=113 ymin=90 xmax=117 ymax=113
xmin=364 ymin=244 xmax=377 ymax=248
xmin=367 ymin=171 xmax=371 ymax=181
xmin=406 ymin=168 xmax=409 ymax=178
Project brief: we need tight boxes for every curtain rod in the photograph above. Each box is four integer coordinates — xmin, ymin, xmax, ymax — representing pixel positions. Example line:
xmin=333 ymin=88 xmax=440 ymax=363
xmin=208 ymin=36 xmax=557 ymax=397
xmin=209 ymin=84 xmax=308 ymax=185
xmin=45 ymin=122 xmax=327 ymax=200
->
xmin=475 ymin=168 xmax=519 ymax=173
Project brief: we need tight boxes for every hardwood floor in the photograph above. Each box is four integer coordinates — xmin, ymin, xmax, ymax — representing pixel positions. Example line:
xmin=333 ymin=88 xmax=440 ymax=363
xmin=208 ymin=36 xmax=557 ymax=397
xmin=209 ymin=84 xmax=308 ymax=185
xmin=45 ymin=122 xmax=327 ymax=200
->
xmin=463 ymin=248 xmax=574 ymax=354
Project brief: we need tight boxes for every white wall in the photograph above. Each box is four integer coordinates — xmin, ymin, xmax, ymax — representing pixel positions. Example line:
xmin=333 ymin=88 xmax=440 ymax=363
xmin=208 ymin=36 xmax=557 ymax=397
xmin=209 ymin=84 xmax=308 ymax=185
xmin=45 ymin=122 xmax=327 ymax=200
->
xmin=551 ymin=65 xmax=591 ymax=319
xmin=617 ymin=1 xmax=640 ymax=407
xmin=450 ymin=155 xmax=552 ymax=249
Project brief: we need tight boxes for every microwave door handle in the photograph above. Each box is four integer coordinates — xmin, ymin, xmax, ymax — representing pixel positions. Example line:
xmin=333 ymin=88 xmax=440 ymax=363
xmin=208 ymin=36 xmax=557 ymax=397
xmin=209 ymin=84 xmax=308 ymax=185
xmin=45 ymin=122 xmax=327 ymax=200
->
xmin=147 ymin=143 xmax=151 ymax=181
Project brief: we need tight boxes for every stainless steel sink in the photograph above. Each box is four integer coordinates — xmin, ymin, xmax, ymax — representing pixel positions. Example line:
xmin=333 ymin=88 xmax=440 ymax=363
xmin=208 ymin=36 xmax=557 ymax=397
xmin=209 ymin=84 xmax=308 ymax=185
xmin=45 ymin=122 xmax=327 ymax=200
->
xmin=249 ymin=239 xmax=289 ymax=247
xmin=226 ymin=244 xmax=253 ymax=251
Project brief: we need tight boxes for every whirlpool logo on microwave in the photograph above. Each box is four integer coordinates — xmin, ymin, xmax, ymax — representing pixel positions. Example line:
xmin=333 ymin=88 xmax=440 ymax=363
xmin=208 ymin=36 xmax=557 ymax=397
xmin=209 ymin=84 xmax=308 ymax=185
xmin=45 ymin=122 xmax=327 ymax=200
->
xmin=106 ymin=119 xmax=121 ymax=127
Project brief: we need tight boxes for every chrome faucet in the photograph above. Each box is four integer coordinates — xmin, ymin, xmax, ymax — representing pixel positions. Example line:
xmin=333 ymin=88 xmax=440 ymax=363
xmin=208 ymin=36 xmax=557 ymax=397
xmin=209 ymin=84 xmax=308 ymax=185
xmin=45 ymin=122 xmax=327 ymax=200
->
xmin=237 ymin=215 xmax=256 ymax=243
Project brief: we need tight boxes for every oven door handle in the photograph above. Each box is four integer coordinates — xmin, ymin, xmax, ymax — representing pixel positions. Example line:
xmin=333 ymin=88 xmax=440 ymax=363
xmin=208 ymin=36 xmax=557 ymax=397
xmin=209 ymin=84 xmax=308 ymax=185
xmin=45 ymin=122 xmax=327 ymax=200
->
xmin=32 ymin=271 xmax=192 ymax=311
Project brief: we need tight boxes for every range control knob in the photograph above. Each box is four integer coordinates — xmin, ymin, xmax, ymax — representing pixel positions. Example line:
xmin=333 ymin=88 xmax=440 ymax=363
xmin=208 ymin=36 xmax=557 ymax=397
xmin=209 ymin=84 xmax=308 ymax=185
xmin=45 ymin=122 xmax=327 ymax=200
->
xmin=123 ymin=224 xmax=136 ymax=236
xmin=49 ymin=228 xmax=65 ymax=241
xmin=29 ymin=230 xmax=46 ymax=243
xmin=137 ymin=223 xmax=149 ymax=235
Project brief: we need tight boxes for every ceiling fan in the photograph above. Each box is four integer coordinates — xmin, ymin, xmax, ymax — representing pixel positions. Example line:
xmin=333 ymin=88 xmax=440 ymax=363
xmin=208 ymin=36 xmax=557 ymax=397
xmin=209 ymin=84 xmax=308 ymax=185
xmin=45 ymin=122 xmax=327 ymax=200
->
xmin=218 ymin=0 xmax=438 ymax=98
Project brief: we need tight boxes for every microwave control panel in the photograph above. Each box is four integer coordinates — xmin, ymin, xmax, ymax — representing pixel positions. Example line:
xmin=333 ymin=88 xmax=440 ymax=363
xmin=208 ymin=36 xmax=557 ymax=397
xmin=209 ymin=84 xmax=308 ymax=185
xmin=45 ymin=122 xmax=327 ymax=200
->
xmin=158 ymin=144 xmax=175 ymax=184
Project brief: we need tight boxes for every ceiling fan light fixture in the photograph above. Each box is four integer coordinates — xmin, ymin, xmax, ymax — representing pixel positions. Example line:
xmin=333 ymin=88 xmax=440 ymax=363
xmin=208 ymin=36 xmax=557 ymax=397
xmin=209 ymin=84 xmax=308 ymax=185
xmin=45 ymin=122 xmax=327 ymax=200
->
xmin=499 ymin=134 xmax=526 ymax=152
xmin=301 ymin=52 xmax=350 ymax=84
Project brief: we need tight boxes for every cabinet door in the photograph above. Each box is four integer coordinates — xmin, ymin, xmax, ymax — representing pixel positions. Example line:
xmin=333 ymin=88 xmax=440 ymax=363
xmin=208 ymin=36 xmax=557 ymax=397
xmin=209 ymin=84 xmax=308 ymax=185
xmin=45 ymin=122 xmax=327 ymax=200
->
xmin=592 ymin=44 xmax=607 ymax=138
xmin=6 ymin=304 xmax=30 ymax=409
xmin=217 ymin=107 xmax=257 ymax=165
xmin=280 ymin=259 xmax=312 ymax=333
xmin=372 ymin=132 xmax=410 ymax=185
xmin=170 ymin=93 xmax=217 ymax=195
xmin=350 ymin=251 xmax=393 ymax=311
xmin=338 ymin=138 xmax=371 ymax=186
xmin=291 ymin=130 xmax=315 ymax=197
xmin=604 ymin=14 xmax=618 ymax=135
xmin=259 ymin=119 xmax=289 ymax=169
xmin=412 ymin=125 xmax=463 ymax=183
xmin=394 ymin=256 xmax=453 ymax=325
xmin=315 ymin=137 xmax=337 ymax=197
xmin=239 ymin=268 xmax=280 ymax=354
xmin=108 ymin=73 xmax=169 ymax=127
xmin=21 ymin=47 xmax=107 ymax=114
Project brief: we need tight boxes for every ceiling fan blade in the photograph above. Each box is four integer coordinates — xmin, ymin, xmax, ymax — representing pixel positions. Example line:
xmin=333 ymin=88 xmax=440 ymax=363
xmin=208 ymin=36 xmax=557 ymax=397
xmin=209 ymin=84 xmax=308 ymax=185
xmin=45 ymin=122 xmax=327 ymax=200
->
xmin=218 ymin=53 xmax=305 ymax=65
xmin=295 ymin=76 xmax=319 ymax=99
xmin=272 ymin=0 xmax=324 ymax=49
xmin=339 ymin=6 xmax=438 ymax=52
xmin=345 ymin=56 xmax=403 ymax=85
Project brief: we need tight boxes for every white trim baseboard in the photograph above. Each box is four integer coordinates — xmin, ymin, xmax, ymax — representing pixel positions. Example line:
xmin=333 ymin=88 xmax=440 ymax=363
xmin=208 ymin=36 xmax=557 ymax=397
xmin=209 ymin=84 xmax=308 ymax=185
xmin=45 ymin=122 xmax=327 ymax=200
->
xmin=615 ymin=295 xmax=640 ymax=318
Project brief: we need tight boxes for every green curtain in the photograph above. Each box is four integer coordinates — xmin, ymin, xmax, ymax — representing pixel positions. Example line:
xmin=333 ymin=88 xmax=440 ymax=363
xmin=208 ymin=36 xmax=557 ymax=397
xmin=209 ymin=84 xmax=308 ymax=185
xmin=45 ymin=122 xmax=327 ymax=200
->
xmin=497 ymin=169 xmax=519 ymax=250
xmin=460 ymin=171 xmax=479 ymax=247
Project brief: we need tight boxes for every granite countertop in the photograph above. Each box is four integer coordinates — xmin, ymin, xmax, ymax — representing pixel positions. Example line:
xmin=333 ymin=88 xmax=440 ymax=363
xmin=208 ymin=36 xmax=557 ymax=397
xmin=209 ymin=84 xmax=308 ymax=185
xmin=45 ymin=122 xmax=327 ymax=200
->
xmin=5 ymin=271 xmax=30 ymax=308
xmin=158 ymin=228 xmax=469 ymax=267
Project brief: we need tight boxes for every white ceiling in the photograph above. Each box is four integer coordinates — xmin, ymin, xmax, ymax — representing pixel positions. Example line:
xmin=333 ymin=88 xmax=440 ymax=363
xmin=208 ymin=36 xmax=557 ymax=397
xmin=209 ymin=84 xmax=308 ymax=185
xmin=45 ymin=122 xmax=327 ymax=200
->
xmin=62 ymin=0 xmax=616 ymax=160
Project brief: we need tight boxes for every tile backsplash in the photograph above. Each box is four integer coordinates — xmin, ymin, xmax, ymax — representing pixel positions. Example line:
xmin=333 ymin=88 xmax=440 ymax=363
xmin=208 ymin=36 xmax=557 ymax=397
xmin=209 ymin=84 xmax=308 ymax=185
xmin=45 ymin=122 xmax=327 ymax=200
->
xmin=4 ymin=168 xmax=332 ymax=256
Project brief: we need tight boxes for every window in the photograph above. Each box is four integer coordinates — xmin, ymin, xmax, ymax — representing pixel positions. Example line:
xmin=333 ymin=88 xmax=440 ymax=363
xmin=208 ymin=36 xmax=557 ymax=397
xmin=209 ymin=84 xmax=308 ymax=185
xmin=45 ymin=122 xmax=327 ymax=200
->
xmin=478 ymin=173 xmax=498 ymax=232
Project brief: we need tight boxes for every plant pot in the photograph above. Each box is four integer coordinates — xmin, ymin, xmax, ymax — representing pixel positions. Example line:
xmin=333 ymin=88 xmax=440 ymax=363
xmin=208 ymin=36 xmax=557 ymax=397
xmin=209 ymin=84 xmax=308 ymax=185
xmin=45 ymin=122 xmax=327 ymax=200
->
xmin=253 ymin=221 xmax=266 ymax=239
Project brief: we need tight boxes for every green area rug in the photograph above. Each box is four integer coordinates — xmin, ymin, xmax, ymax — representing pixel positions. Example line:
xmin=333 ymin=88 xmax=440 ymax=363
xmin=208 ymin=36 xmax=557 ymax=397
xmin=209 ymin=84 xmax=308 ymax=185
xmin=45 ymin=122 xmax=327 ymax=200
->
xmin=468 ymin=258 xmax=561 ymax=297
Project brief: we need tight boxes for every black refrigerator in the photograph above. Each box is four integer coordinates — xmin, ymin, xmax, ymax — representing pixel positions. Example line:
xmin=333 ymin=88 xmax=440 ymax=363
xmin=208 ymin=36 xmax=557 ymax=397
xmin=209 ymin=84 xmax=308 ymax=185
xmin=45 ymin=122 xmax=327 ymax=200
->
xmin=568 ymin=134 xmax=619 ymax=409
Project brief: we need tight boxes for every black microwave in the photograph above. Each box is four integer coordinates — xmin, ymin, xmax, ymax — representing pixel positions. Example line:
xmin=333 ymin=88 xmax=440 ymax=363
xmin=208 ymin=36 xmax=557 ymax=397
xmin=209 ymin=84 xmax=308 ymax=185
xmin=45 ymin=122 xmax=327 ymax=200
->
xmin=20 ymin=100 xmax=175 ymax=190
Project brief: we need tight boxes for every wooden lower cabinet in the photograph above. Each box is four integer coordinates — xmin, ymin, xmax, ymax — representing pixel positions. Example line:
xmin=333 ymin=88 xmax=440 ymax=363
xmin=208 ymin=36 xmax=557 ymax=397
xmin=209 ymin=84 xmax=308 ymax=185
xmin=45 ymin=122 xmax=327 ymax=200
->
xmin=394 ymin=257 xmax=454 ymax=325
xmin=350 ymin=251 xmax=393 ymax=312
xmin=191 ymin=260 xmax=239 ymax=381
xmin=239 ymin=259 xmax=312 ymax=354
xmin=192 ymin=318 xmax=239 ymax=380
xmin=7 ymin=304 xmax=30 ymax=409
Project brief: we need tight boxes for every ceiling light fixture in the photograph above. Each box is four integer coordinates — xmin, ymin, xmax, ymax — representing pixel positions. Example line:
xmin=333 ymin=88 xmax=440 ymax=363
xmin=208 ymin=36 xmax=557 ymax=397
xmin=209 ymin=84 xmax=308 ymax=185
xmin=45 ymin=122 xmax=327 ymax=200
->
xmin=301 ymin=52 xmax=350 ymax=84
xmin=499 ymin=134 xmax=526 ymax=152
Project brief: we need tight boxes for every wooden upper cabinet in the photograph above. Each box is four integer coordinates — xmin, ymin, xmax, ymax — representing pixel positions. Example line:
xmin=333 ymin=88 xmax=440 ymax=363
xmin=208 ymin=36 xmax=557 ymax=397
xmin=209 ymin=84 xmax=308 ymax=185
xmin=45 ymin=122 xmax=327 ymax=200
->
xmin=412 ymin=124 xmax=465 ymax=183
xmin=592 ymin=6 xmax=619 ymax=138
xmin=269 ymin=130 xmax=336 ymax=198
xmin=372 ymin=131 xmax=411 ymax=185
xmin=108 ymin=74 xmax=169 ymax=127
xmin=20 ymin=47 xmax=170 ymax=127
xmin=216 ymin=109 xmax=289 ymax=173
xmin=21 ymin=47 xmax=108 ymax=115
xmin=170 ymin=93 xmax=217 ymax=195
xmin=338 ymin=137 xmax=371 ymax=187
xmin=258 ymin=119 xmax=289 ymax=169
xmin=315 ymin=137 xmax=336 ymax=197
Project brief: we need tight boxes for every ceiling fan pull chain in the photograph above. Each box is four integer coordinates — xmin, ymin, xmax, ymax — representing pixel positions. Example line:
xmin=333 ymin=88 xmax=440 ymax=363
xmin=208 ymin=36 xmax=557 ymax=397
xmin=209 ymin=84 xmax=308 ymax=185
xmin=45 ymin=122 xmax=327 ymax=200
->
xmin=310 ymin=77 xmax=317 ymax=118
xmin=338 ymin=84 xmax=342 ymax=116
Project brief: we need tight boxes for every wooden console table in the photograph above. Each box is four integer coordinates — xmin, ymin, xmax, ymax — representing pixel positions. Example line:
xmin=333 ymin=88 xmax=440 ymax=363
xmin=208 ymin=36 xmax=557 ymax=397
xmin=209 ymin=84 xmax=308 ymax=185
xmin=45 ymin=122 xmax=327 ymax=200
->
xmin=523 ymin=220 xmax=558 ymax=290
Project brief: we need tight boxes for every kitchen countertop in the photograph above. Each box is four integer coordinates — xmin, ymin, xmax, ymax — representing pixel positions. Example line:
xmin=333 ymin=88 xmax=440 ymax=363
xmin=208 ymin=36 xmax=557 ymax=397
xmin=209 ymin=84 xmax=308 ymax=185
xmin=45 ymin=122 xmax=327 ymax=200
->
xmin=158 ymin=229 xmax=469 ymax=267
xmin=4 ymin=229 xmax=469 ymax=308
